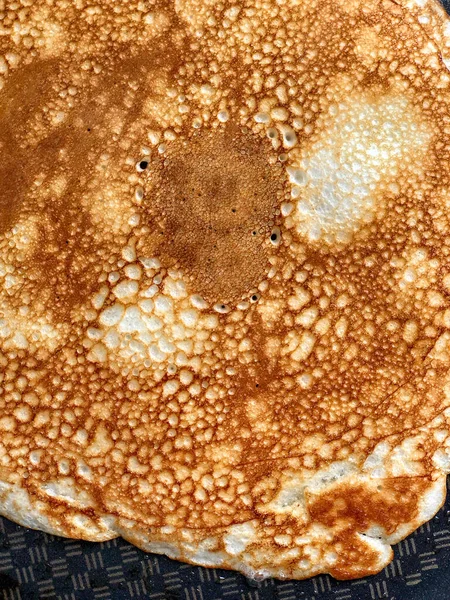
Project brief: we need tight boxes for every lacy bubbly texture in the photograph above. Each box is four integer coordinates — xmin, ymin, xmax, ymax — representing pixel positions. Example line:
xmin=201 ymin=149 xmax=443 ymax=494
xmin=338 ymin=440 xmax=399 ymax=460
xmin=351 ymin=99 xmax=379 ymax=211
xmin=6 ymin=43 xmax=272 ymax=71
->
xmin=2 ymin=0 xmax=450 ymax=581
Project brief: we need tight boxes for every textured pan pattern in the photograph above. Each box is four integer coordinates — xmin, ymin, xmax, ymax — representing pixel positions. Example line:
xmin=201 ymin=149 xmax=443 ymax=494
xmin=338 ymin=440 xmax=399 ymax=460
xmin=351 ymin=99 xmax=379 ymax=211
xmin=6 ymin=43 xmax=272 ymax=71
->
xmin=2 ymin=0 xmax=450 ymax=581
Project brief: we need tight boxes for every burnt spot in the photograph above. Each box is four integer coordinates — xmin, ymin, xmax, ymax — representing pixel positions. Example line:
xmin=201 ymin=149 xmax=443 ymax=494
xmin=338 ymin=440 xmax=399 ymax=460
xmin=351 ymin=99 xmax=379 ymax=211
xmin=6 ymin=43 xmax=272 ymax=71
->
xmin=142 ymin=125 xmax=286 ymax=304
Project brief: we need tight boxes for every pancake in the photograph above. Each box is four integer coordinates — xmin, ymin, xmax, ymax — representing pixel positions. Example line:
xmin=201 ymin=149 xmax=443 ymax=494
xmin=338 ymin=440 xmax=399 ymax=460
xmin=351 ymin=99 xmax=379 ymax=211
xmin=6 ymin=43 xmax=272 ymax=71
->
xmin=2 ymin=0 xmax=450 ymax=581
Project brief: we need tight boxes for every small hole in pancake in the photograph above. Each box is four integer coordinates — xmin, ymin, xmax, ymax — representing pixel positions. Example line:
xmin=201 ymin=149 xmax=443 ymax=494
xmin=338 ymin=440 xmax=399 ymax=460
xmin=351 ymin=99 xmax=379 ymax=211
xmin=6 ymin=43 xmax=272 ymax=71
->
xmin=214 ymin=303 xmax=231 ymax=314
xmin=270 ymin=227 xmax=281 ymax=245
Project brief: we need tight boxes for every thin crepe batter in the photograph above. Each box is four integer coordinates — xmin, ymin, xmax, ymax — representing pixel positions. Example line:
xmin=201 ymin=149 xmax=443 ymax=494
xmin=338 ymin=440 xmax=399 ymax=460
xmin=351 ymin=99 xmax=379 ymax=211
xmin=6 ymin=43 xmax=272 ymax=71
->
xmin=1 ymin=0 xmax=450 ymax=580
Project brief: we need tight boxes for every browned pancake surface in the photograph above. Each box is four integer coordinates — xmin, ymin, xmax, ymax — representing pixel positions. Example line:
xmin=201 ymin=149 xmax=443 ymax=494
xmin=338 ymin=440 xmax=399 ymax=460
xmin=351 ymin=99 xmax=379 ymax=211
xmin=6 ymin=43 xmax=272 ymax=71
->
xmin=2 ymin=0 xmax=450 ymax=580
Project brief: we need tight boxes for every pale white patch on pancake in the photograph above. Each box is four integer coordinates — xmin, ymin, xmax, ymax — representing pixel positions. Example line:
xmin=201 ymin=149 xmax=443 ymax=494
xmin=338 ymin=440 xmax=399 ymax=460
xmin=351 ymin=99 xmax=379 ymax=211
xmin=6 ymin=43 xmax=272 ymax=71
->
xmin=0 ymin=481 xmax=63 ymax=536
xmin=223 ymin=521 xmax=257 ymax=556
xmin=264 ymin=478 xmax=308 ymax=519
xmin=258 ymin=461 xmax=357 ymax=519
xmin=416 ymin=477 xmax=447 ymax=522
xmin=87 ymin=266 xmax=218 ymax=376
xmin=307 ymin=462 xmax=357 ymax=492
xmin=246 ymin=398 xmax=271 ymax=432
xmin=0 ymin=480 xmax=116 ymax=541
xmin=189 ymin=549 xmax=226 ymax=567
xmin=363 ymin=435 xmax=427 ymax=479
xmin=396 ymin=246 xmax=441 ymax=296
xmin=257 ymin=296 xmax=286 ymax=329
xmin=288 ymin=94 xmax=431 ymax=243
xmin=29 ymin=6 xmax=68 ymax=58
xmin=362 ymin=441 xmax=391 ymax=478
xmin=389 ymin=438 xmax=426 ymax=477
xmin=432 ymin=448 xmax=450 ymax=471
xmin=355 ymin=533 xmax=392 ymax=569
xmin=145 ymin=541 xmax=182 ymax=559
xmin=85 ymin=424 xmax=114 ymax=457
xmin=40 ymin=479 xmax=95 ymax=508
xmin=0 ymin=305 xmax=66 ymax=352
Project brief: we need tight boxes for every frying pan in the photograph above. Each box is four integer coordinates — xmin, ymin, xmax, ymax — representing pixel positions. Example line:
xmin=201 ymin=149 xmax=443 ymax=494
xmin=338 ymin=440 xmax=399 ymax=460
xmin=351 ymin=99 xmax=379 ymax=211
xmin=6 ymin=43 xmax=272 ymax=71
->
xmin=2 ymin=1 xmax=450 ymax=598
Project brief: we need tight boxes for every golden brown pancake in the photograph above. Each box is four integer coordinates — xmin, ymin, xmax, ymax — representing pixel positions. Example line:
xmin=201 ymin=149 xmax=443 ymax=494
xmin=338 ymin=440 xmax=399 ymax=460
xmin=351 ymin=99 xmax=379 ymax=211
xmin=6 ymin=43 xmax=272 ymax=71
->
xmin=2 ymin=0 xmax=450 ymax=581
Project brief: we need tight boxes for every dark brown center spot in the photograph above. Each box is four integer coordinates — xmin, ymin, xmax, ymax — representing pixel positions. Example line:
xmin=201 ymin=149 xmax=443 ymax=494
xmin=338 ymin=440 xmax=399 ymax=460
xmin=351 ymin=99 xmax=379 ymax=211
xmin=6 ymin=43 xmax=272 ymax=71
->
xmin=144 ymin=126 xmax=285 ymax=304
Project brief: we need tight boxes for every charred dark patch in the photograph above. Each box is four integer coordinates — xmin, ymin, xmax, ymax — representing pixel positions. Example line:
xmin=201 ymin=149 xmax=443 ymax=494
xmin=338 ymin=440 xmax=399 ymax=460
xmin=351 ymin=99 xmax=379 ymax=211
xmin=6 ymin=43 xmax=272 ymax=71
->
xmin=143 ymin=126 xmax=286 ymax=304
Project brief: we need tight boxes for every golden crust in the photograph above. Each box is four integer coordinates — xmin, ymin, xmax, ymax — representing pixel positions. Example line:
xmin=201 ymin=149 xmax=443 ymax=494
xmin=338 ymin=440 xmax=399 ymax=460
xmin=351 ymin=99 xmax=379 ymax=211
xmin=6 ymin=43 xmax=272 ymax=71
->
xmin=1 ymin=0 xmax=450 ymax=581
